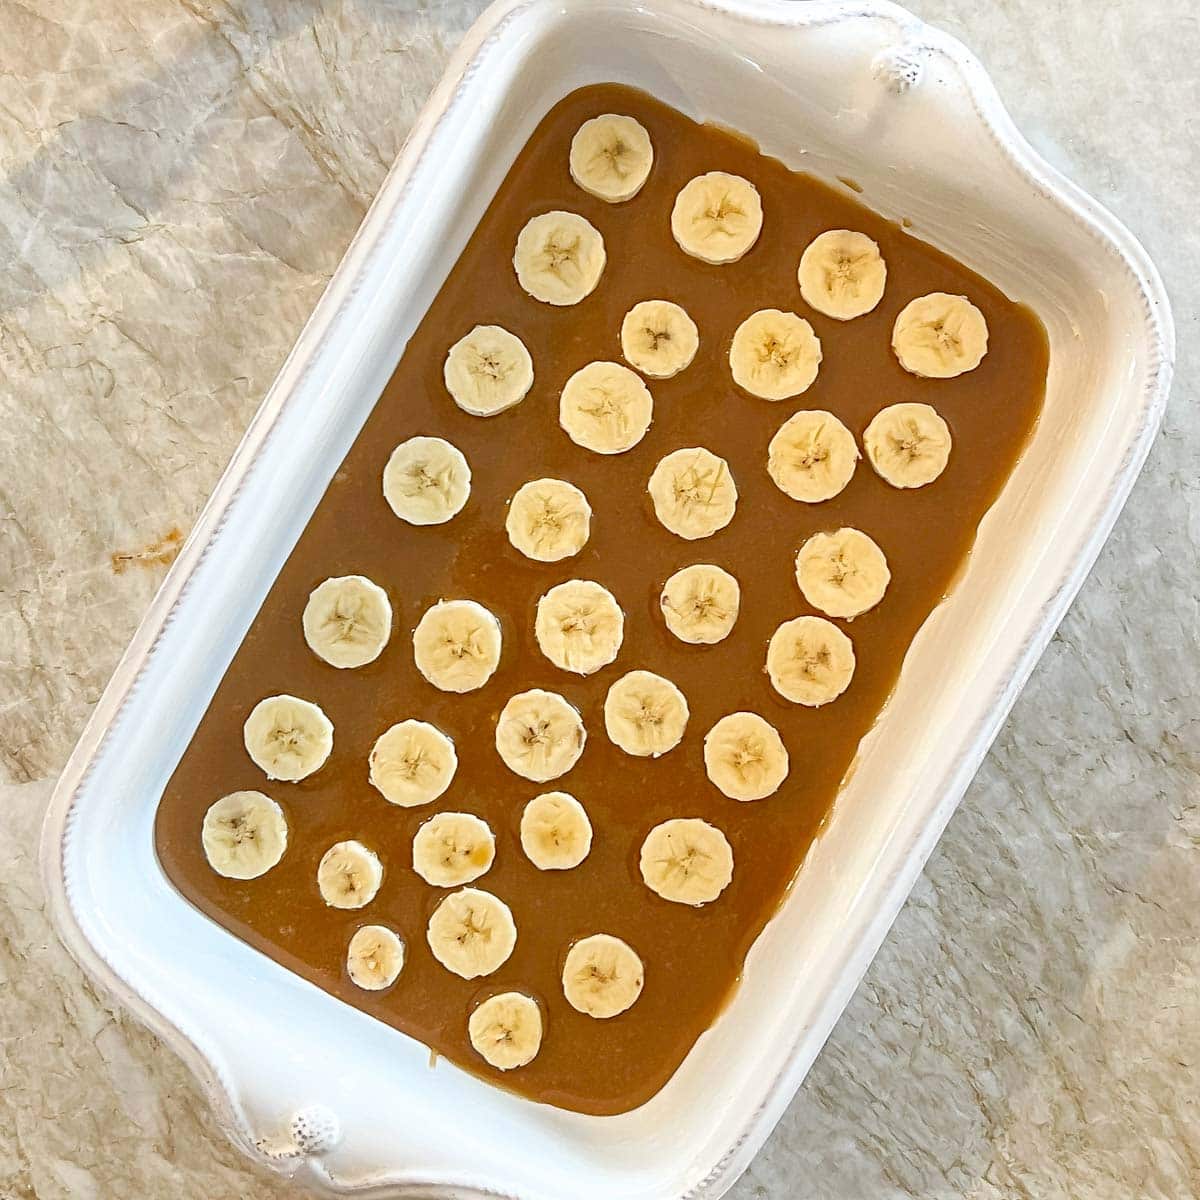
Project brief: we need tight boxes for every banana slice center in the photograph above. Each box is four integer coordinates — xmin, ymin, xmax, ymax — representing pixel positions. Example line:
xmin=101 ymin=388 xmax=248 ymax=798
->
xmin=674 ymin=462 xmax=726 ymax=508
xmin=580 ymin=390 xmax=629 ymax=436
xmin=543 ymin=234 xmax=581 ymax=278
xmin=705 ymin=195 xmax=743 ymax=231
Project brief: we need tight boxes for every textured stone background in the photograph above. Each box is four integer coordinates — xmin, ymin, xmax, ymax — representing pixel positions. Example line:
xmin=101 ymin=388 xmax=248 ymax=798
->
xmin=1 ymin=2 xmax=1196 ymax=1197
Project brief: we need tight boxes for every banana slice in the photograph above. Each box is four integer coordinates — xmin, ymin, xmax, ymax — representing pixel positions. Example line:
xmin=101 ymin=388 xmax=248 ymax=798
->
xmin=766 ymin=615 xmax=856 ymax=706
xmin=892 ymin=292 xmax=988 ymax=377
xmin=671 ymin=171 xmax=762 ymax=264
xmin=243 ymin=695 xmax=333 ymax=782
xmin=495 ymin=688 xmax=586 ymax=782
xmin=302 ymin=574 xmax=392 ymax=669
xmin=863 ymin=402 xmax=952 ymax=488
xmin=798 ymin=230 xmax=887 ymax=320
xmin=443 ymin=325 xmax=534 ymax=417
xmin=648 ymin=447 xmax=737 ymax=540
xmin=535 ymin=579 xmax=624 ymax=675
xmin=703 ymin=712 xmax=789 ymax=801
xmin=519 ymin=791 xmax=593 ymax=870
xmin=604 ymin=669 xmax=689 ymax=758
xmin=569 ymin=113 xmax=653 ymax=203
xmin=368 ymin=719 xmax=457 ymax=808
xmin=796 ymin=528 xmax=891 ymax=619
xmin=620 ymin=300 xmax=699 ymax=379
xmin=767 ymin=409 xmax=859 ymax=503
xmin=383 ymin=435 xmax=471 ymax=526
xmin=729 ymin=309 xmax=822 ymax=401
xmin=317 ymin=839 xmax=383 ymax=910
xmin=659 ymin=563 xmax=740 ymax=645
xmin=201 ymin=791 xmax=288 ymax=880
xmin=468 ymin=992 xmax=543 ymax=1070
xmin=506 ymin=478 xmax=592 ymax=562
xmin=639 ymin=818 xmax=733 ymax=906
xmin=412 ymin=812 xmax=495 ymax=887
xmin=426 ymin=887 xmax=516 ymax=979
xmin=562 ymin=933 xmax=644 ymax=1019
xmin=513 ymin=211 xmax=605 ymax=306
xmin=559 ymin=361 xmax=653 ymax=455
xmin=412 ymin=599 xmax=502 ymax=693
xmin=346 ymin=925 xmax=404 ymax=991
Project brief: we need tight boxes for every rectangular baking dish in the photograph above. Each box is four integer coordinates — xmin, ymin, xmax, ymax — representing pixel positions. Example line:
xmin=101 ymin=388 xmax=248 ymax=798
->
xmin=41 ymin=1 xmax=1173 ymax=1197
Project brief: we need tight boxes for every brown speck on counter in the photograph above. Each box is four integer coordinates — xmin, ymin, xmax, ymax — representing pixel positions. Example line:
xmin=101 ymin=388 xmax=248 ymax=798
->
xmin=111 ymin=526 xmax=183 ymax=575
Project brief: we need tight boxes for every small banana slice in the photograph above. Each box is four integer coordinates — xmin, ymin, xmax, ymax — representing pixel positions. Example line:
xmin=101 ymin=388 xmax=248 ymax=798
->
xmin=302 ymin=574 xmax=392 ymax=669
xmin=317 ymin=839 xmax=383 ymax=910
xmin=648 ymin=447 xmax=737 ymax=540
xmin=369 ymin=719 xmax=457 ymax=808
xmin=243 ymin=695 xmax=333 ymax=782
xmin=703 ymin=712 xmax=789 ymax=801
xmin=519 ymin=791 xmax=593 ymax=870
xmin=412 ymin=812 xmax=495 ymax=887
xmin=729 ymin=309 xmax=822 ymax=400
xmin=798 ymin=230 xmax=887 ymax=320
xmin=468 ymin=992 xmax=543 ymax=1070
xmin=659 ymin=563 xmax=740 ymax=645
xmin=562 ymin=933 xmax=644 ymax=1019
xmin=767 ymin=409 xmax=859 ymax=503
xmin=863 ymin=402 xmax=952 ymax=488
xmin=426 ymin=887 xmax=516 ymax=979
xmin=892 ymin=292 xmax=988 ymax=377
xmin=412 ymin=599 xmax=502 ymax=693
xmin=535 ymin=579 xmax=624 ymax=675
xmin=201 ymin=791 xmax=288 ymax=880
xmin=766 ymin=615 xmax=856 ymax=706
xmin=620 ymin=300 xmax=699 ymax=379
xmin=604 ymin=669 xmax=689 ymax=758
xmin=513 ymin=211 xmax=605 ymax=306
xmin=383 ymin=435 xmax=471 ymax=526
xmin=443 ymin=325 xmax=534 ymax=416
xmin=506 ymin=478 xmax=592 ymax=562
xmin=569 ymin=113 xmax=653 ymax=203
xmin=796 ymin=528 xmax=891 ymax=619
xmin=346 ymin=925 xmax=404 ymax=991
xmin=639 ymin=818 xmax=733 ymax=906
xmin=671 ymin=171 xmax=763 ymax=264
xmin=495 ymin=688 xmax=586 ymax=782
xmin=559 ymin=361 xmax=653 ymax=455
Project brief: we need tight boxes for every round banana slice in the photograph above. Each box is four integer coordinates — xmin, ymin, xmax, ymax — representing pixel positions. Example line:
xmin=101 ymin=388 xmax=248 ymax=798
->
xmin=766 ymin=615 xmax=856 ymax=706
xmin=703 ymin=712 xmax=789 ymax=802
xmin=671 ymin=171 xmax=763 ymax=264
xmin=639 ymin=818 xmax=733 ymax=906
xmin=659 ymin=563 xmax=740 ymax=645
xmin=468 ymin=992 xmax=543 ymax=1070
xmin=513 ymin=210 xmax=605 ymax=306
xmin=604 ymin=669 xmax=689 ymax=758
xmin=620 ymin=300 xmax=699 ymax=379
xmin=569 ymin=113 xmax=653 ymax=203
xmin=201 ymin=791 xmax=288 ymax=880
xmin=506 ymin=478 xmax=592 ymax=562
xmin=302 ymin=574 xmax=392 ymax=669
xmin=729 ymin=309 xmax=822 ymax=401
xmin=535 ymin=579 xmax=624 ymax=675
xmin=798 ymin=230 xmax=887 ymax=320
xmin=648 ymin=447 xmax=737 ymax=540
xmin=767 ymin=409 xmax=859 ymax=503
xmin=519 ymin=791 xmax=593 ymax=870
xmin=562 ymin=933 xmax=644 ymax=1019
xmin=796 ymin=528 xmax=891 ymax=619
xmin=892 ymin=292 xmax=988 ymax=377
xmin=863 ymin=402 xmax=952 ymax=488
xmin=317 ymin=839 xmax=383 ymax=910
xmin=495 ymin=688 xmax=586 ymax=782
xmin=412 ymin=812 xmax=495 ymax=887
xmin=426 ymin=887 xmax=516 ymax=979
xmin=443 ymin=325 xmax=534 ymax=417
xmin=346 ymin=925 xmax=404 ymax=991
xmin=412 ymin=599 xmax=502 ymax=693
xmin=368 ymin=719 xmax=457 ymax=808
xmin=243 ymin=695 xmax=333 ymax=782
xmin=383 ymin=435 xmax=471 ymax=526
xmin=559 ymin=361 xmax=653 ymax=455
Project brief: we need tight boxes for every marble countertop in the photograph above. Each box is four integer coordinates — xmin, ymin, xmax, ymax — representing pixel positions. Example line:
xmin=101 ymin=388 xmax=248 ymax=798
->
xmin=2 ymin=2 xmax=1196 ymax=1197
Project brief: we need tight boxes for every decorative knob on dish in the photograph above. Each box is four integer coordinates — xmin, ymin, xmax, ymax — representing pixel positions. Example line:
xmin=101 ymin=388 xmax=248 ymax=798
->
xmin=258 ymin=1104 xmax=341 ymax=1160
xmin=872 ymin=43 xmax=927 ymax=92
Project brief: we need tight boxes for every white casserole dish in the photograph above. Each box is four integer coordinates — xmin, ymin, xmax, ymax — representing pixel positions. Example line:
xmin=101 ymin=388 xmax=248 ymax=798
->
xmin=40 ymin=0 xmax=1173 ymax=1196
